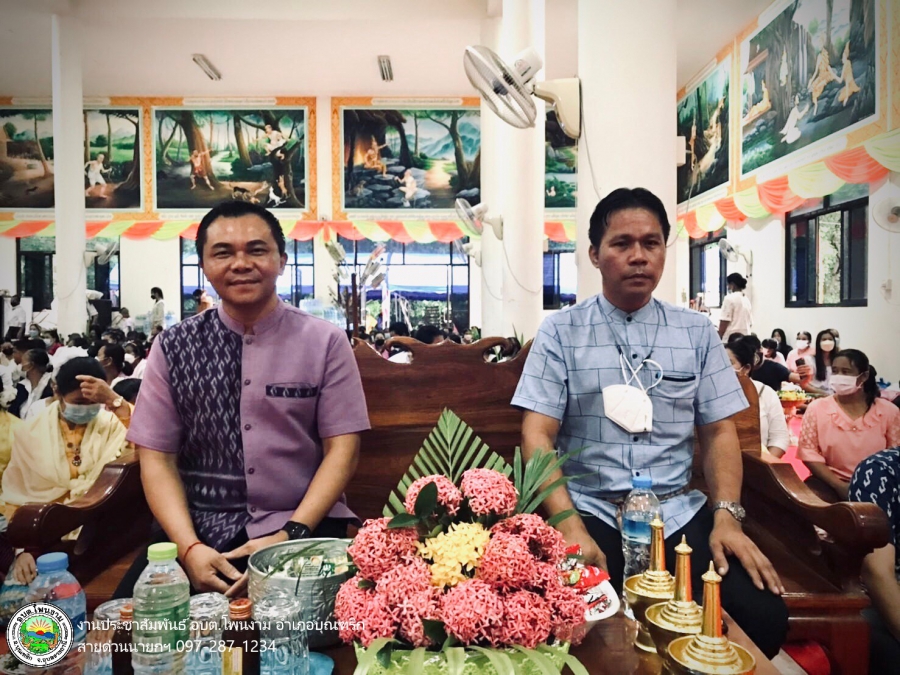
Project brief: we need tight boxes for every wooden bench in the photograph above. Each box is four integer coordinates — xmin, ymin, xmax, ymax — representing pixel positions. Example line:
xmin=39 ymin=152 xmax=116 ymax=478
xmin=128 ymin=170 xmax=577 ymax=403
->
xmin=352 ymin=337 xmax=889 ymax=675
xmin=6 ymin=450 xmax=151 ymax=611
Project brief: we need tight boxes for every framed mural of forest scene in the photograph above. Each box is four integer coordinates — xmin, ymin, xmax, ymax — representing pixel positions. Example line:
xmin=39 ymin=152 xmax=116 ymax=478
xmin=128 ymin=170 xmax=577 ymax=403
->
xmin=84 ymin=108 xmax=142 ymax=210
xmin=741 ymin=0 xmax=877 ymax=175
xmin=338 ymin=102 xmax=480 ymax=214
xmin=677 ymin=58 xmax=730 ymax=204
xmin=154 ymin=107 xmax=308 ymax=210
xmin=545 ymin=109 xmax=576 ymax=209
xmin=0 ymin=108 xmax=54 ymax=209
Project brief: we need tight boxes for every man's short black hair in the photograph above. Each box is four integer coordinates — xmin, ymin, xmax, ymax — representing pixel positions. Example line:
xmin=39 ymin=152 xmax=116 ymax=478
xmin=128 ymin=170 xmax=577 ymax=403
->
xmin=56 ymin=357 xmax=107 ymax=397
xmin=389 ymin=321 xmax=410 ymax=337
xmin=13 ymin=338 xmax=44 ymax=352
xmin=588 ymin=187 xmax=671 ymax=248
xmin=196 ymin=201 xmax=286 ymax=263
xmin=414 ymin=324 xmax=443 ymax=345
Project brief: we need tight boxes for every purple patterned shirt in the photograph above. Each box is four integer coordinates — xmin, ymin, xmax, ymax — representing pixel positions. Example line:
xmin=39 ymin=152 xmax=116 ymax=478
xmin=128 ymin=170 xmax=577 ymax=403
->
xmin=127 ymin=302 xmax=370 ymax=549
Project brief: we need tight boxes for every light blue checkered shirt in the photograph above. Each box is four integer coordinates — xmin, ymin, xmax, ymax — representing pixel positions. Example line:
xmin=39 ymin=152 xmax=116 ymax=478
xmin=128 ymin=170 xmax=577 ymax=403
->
xmin=511 ymin=294 xmax=748 ymax=533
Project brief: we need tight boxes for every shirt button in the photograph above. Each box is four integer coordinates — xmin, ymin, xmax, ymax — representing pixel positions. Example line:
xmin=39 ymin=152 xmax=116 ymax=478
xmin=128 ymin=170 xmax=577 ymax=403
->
xmin=633 ymin=436 xmax=639 ymax=442
xmin=244 ymin=379 xmax=251 ymax=386
xmin=632 ymin=353 xmax=638 ymax=359
xmin=244 ymin=337 xmax=254 ymax=345
xmin=248 ymin=467 xmax=255 ymax=474
xmin=250 ymin=507 xmax=257 ymax=513
xmin=626 ymin=316 xmax=633 ymax=322
xmin=244 ymin=423 xmax=252 ymax=431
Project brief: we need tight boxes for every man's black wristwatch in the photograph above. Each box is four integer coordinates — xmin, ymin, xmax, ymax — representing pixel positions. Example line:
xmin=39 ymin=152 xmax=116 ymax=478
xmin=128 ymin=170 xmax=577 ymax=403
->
xmin=281 ymin=521 xmax=312 ymax=540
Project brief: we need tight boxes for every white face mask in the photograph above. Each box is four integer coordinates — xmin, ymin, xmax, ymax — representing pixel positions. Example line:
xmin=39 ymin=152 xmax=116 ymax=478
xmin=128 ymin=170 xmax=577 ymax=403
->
xmin=124 ymin=353 xmax=136 ymax=364
xmin=819 ymin=339 xmax=835 ymax=352
xmin=601 ymin=355 xmax=662 ymax=434
xmin=796 ymin=339 xmax=810 ymax=350
xmin=831 ymin=374 xmax=861 ymax=396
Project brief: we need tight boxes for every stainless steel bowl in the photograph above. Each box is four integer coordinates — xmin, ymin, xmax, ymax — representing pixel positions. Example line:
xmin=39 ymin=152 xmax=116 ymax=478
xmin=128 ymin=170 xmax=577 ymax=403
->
xmin=248 ymin=538 xmax=352 ymax=649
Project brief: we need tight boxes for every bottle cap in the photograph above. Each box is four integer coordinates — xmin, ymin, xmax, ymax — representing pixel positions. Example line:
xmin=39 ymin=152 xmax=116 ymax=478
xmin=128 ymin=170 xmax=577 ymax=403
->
xmin=229 ymin=598 xmax=253 ymax=620
xmin=632 ymin=475 xmax=652 ymax=489
xmin=119 ymin=604 xmax=133 ymax=621
xmin=36 ymin=552 xmax=69 ymax=574
xmin=148 ymin=542 xmax=179 ymax=562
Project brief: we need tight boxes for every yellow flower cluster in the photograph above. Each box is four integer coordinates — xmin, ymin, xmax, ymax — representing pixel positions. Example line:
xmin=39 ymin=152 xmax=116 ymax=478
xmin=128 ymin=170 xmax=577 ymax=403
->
xmin=417 ymin=522 xmax=492 ymax=588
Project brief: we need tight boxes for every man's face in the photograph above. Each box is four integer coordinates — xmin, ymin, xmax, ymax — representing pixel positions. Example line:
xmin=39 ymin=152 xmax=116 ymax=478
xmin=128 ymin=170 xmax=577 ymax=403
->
xmin=200 ymin=215 xmax=286 ymax=309
xmin=588 ymin=208 xmax=665 ymax=304
xmin=462 ymin=332 xmax=473 ymax=344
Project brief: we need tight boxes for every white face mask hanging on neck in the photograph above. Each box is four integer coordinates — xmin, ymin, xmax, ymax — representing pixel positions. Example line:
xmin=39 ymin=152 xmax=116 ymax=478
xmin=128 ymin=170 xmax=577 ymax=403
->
xmin=602 ymin=354 xmax=663 ymax=434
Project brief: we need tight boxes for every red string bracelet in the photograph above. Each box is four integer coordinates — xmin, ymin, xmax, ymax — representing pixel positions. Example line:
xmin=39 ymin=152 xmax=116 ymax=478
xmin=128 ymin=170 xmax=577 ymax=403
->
xmin=182 ymin=541 xmax=203 ymax=562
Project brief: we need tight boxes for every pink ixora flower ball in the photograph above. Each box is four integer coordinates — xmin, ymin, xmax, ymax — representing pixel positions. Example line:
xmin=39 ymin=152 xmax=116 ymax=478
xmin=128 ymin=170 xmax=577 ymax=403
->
xmin=375 ymin=557 xmax=441 ymax=648
xmin=491 ymin=513 xmax=566 ymax=565
xmin=495 ymin=590 xmax=552 ymax=648
xmin=544 ymin=583 xmax=589 ymax=645
xmin=334 ymin=582 xmax=396 ymax=647
xmin=440 ymin=579 xmax=506 ymax=646
xmin=404 ymin=475 xmax=463 ymax=517
xmin=460 ymin=468 xmax=518 ymax=516
xmin=347 ymin=517 xmax=419 ymax=582
xmin=475 ymin=532 xmax=539 ymax=590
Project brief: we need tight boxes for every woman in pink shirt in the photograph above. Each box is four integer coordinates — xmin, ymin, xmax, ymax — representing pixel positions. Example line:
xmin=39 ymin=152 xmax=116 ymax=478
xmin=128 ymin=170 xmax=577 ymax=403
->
xmin=785 ymin=330 xmax=814 ymax=372
xmin=798 ymin=349 xmax=900 ymax=500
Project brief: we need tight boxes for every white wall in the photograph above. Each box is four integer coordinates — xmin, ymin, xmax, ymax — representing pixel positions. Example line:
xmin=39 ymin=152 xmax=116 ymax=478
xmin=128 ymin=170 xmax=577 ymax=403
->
xmin=721 ymin=181 xmax=900 ymax=383
xmin=0 ymin=238 xmax=16 ymax=297
xmin=119 ymin=237 xmax=181 ymax=324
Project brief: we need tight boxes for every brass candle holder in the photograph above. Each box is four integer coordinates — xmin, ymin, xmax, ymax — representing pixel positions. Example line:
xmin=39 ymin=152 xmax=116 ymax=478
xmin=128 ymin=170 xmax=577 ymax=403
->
xmin=665 ymin=563 xmax=756 ymax=675
xmin=646 ymin=535 xmax=703 ymax=658
xmin=622 ymin=517 xmax=675 ymax=652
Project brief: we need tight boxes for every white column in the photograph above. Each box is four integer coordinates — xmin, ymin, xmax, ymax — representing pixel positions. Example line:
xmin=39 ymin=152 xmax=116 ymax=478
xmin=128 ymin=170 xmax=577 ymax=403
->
xmin=575 ymin=0 xmax=678 ymax=302
xmin=314 ymin=96 xmax=338 ymax=304
xmin=477 ymin=16 xmax=504 ymax=337
xmin=51 ymin=14 xmax=87 ymax=335
xmin=498 ymin=0 xmax=545 ymax=339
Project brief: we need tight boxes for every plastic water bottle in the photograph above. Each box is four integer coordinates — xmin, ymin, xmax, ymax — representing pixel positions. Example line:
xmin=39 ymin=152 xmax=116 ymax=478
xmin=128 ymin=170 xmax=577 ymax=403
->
xmin=25 ymin=552 xmax=87 ymax=644
xmin=131 ymin=542 xmax=190 ymax=675
xmin=621 ymin=475 xmax=662 ymax=582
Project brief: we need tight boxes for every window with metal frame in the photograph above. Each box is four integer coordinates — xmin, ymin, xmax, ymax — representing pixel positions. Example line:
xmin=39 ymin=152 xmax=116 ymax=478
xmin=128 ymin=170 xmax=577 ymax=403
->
xmin=543 ymin=241 xmax=576 ymax=310
xmin=785 ymin=183 xmax=868 ymax=308
xmin=689 ymin=231 xmax=727 ymax=310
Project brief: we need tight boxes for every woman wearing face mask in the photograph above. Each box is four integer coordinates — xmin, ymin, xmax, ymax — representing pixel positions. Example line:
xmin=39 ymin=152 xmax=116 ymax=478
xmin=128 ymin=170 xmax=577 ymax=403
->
xmin=1 ymin=357 xmax=131 ymax=585
xmin=786 ymin=331 xmax=814 ymax=373
xmin=770 ymin=329 xmax=792 ymax=360
xmin=761 ymin=339 xmax=787 ymax=366
xmin=803 ymin=330 xmax=838 ymax=396
xmin=97 ymin=344 xmax=133 ymax=387
xmin=124 ymin=342 xmax=147 ymax=379
xmin=43 ymin=330 xmax=62 ymax=356
xmin=726 ymin=337 xmax=790 ymax=457
xmin=797 ymin=349 xmax=900 ymax=501
xmin=8 ymin=350 xmax=53 ymax=420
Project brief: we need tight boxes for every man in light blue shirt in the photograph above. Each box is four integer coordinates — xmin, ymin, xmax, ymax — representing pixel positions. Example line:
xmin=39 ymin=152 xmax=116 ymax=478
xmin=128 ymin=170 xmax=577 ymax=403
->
xmin=513 ymin=188 xmax=787 ymax=657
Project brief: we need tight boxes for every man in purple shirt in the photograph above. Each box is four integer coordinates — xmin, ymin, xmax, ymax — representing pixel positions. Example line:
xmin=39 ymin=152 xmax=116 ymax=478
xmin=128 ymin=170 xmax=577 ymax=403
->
xmin=117 ymin=201 xmax=370 ymax=597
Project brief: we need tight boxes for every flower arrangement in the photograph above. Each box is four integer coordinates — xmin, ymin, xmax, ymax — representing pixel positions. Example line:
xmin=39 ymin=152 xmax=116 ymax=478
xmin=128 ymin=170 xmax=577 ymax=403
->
xmin=335 ymin=410 xmax=591 ymax=675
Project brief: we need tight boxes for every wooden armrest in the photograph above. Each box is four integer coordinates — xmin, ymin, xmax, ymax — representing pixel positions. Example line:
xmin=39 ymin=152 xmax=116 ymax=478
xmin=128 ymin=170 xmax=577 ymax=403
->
xmin=742 ymin=453 xmax=889 ymax=550
xmin=8 ymin=451 xmax=143 ymax=549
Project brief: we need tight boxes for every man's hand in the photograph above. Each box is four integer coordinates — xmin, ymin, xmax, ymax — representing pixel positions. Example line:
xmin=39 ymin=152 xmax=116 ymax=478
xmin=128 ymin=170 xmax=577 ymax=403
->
xmin=557 ymin=518 xmax=607 ymax=571
xmin=76 ymin=375 xmax=117 ymax=406
xmin=11 ymin=553 xmax=36 ymax=585
xmin=221 ymin=532 xmax=289 ymax=598
xmin=181 ymin=544 xmax=243 ymax=594
xmin=709 ymin=511 xmax=784 ymax=595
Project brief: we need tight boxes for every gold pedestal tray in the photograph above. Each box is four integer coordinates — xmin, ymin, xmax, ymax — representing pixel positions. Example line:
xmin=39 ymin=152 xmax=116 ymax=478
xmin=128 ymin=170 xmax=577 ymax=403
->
xmin=665 ymin=563 xmax=755 ymax=675
xmin=647 ymin=535 xmax=702 ymax=657
xmin=622 ymin=517 xmax=674 ymax=652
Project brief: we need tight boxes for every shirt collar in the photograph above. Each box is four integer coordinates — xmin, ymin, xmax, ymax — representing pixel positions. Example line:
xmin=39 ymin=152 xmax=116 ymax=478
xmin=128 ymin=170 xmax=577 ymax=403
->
xmin=597 ymin=294 xmax=658 ymax=324
xmin=217 ymin=300 xmax=286 ymax=336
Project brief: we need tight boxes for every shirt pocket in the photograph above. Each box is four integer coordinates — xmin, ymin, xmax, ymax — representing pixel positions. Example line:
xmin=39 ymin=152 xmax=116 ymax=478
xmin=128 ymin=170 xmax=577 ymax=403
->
xmin=265 ymin=382 xmax=320 ymax=399
xmin=653 ymin=372 xmax=699 ymax=400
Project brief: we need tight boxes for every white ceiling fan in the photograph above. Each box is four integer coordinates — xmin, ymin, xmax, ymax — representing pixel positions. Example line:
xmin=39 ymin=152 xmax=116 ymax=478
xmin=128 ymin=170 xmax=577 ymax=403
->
xmin=455 ymin=198 xmax=503 ymax=241
xmin=83 ymin=239 xmax=119 ymax=268
xmin=464 ymin=45 xmax=581 ymax=140
xmin=719 ymin=239 xmax=753 ymax=278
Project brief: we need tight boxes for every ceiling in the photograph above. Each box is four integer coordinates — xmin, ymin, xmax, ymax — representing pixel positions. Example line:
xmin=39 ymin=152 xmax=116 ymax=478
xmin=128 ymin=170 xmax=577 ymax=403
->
xmin=0 ymin=0 xmax=773 ymax=98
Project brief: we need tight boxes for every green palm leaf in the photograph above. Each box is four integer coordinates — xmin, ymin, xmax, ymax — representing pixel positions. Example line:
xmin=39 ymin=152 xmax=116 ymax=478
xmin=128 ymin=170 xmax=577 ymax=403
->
xmin=383 ymin=409 xmax=511 ymax=518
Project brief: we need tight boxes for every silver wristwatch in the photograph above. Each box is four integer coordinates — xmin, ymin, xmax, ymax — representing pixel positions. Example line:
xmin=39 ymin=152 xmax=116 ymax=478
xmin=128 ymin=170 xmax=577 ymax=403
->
xmin=712 ymin=501 xmax=747 ymax=523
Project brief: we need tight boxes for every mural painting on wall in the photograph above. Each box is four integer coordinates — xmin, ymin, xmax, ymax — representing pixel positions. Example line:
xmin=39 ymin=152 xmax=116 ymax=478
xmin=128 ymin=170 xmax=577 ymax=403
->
xmin=545 ymin=110 xmax=576 ymax=209
xmin=0 ymin=109 xmax=54 ymax=209
xmin=155 ymin=108 xmax=306 ymax=210
xmin=342 ymin=107 xmax=480 ymax=210
xmin=677 ymin=58 xmax=730 ymax=204
xmin=85 ymin=109 xmax=141 ymax=210
xmin=741 ymin=0 xmax=877 ymax=175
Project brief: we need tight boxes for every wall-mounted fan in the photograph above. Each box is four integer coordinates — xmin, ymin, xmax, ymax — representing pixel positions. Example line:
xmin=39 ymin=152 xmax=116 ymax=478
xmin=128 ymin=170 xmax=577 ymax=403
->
xmin=453 ymin=239 xmax=482 ymax=267
xmin=873 ymin=194 xmax=900 ymax=233
xmin=83 ymin=239 xmax=119 ymax=268
xmin=455 ymin=198 xmax=503 ymax=240
xmin=718 ymin=239 xmax=753 ymax=277
xmin=464 ymin=45 xmax=581 ymax=140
